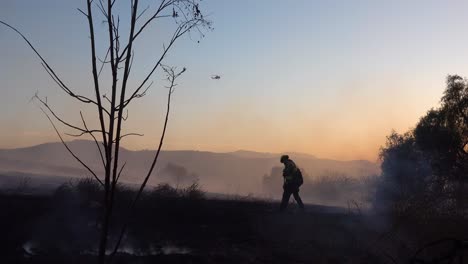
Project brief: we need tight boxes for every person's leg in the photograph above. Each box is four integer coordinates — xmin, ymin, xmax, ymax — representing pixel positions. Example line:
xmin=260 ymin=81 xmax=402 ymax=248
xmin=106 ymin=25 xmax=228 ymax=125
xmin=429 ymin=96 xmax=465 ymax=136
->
xmin=280 ymin=187 xmax=292 ymax=211
xmin=293 ymin=189 xmax=305 ymax=209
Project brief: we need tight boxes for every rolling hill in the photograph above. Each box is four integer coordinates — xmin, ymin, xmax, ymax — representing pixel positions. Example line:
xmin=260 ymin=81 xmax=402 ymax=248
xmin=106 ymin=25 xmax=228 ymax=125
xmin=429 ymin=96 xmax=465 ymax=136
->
xmin=0 ymin=140 xmax=380 ymax=195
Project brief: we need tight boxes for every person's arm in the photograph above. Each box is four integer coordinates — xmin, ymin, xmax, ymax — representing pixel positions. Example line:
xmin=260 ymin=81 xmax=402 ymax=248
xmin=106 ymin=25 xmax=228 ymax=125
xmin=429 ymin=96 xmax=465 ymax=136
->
xmin=283 ymin=162 xmax=294 ymax=177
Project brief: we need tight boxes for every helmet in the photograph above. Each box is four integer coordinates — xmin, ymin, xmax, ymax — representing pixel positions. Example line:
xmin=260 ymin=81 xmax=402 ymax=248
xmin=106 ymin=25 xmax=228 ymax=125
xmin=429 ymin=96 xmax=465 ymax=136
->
xmin=280 ymin=155 xmax=289 ymax=163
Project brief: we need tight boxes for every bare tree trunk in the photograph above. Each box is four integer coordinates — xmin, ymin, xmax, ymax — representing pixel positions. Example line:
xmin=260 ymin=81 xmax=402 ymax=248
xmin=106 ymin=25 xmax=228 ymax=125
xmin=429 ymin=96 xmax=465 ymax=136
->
xmin=98 ymin=205 xmax=111 ymax=263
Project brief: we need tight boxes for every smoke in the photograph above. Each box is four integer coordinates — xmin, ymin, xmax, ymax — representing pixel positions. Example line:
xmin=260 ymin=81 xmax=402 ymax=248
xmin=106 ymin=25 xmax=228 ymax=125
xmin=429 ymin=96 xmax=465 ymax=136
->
xmin=261 ymin=166 xmax=378 ymax=207
xmin=158 ymin=162 xmax=200 ymax=188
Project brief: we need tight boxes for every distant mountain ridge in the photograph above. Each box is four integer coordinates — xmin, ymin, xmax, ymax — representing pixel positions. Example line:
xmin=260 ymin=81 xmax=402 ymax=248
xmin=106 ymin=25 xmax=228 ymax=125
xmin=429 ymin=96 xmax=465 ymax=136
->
xmin=229 ymin=150 xmax=318 ymax=160
xmin=0 ymin=140 xmax=380 ymax=195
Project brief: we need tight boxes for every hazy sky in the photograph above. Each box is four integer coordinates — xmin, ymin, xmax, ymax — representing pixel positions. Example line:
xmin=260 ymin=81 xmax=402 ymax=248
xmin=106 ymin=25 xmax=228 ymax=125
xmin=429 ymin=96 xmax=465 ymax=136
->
xmin=2 ymin=0 xmax=468 ymax=161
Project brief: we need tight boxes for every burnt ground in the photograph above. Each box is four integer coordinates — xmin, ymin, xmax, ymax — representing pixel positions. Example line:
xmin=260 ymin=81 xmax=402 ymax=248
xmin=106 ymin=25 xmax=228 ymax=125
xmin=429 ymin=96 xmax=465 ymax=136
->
xmin=1 ymin=188 xmax=468 ymax=264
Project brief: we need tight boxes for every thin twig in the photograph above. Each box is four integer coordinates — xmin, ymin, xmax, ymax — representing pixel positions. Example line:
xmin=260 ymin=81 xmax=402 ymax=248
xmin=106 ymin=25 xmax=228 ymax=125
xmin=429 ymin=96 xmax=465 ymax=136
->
xmin=80 ymin=111 xmax=106 ymax=169
xmin=37 ymin=106 xmax=104 ymax=186
xmin=109 ymin=66 xmax=182 ymax=261
xmin=116 ymin=162 xmax=127 ymax=183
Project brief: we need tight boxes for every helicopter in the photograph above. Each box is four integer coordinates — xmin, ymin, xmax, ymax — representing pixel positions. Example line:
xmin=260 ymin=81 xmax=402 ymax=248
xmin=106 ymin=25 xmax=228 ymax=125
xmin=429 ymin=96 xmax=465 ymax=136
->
xmin=211 ymin=75 xmax=221 ymax=80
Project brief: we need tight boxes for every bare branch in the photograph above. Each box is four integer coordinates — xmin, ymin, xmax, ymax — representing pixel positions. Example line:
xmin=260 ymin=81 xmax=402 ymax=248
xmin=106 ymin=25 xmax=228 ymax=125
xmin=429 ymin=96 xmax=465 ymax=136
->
xmin=80 ymin=111 xmax=106 ymax=169
xmin=111 ymin=0 xmax=140 ymax=185
xmin=123 ymin=109 xmax=129 ymax=121
xmin=117 ymin=0 xmax=173 ymax=60
xmin=103 ymin=94 xmax=112 ymax=105
xmin=37 ymin=106 xmax=104 ymax=186
xmin=122 ymin=81 xmax=153 ymax=105
xmin=98 ymin=48 xmax=111 ymax=78
xmin=110 ymin=64 xmax=182 ymax=259
xmin=96 ymin=0 xmax=108 ymax=18
xmin=65 ymin=130 xmax=106 ymax=137
xmin=85 ymin=0 xmax=110 ymax=154
xmin=108 ymin=2 xmax=141 ymax=245
xmin=77 ymin=8 xmax=89 ymax=18
xmin=34 ymin=96 xmax=108 ymax=146
xmin=136 ymin=5 xmax=150 ymax=22
xmin=104 ymin=0 xmax=120 ymax=166
xmin=0 ymin=20 xmax=60 ymax=77
xmin=113 ymin=133 xmax=144 ymax=143
xmin=98 ymin=54 xmax=112 ymax=64
xmin=97 ymin=0 xmax=122 ymax=260
xmin=119 ymin=0 xmax=166 ymax=58
xmin=39 ymin=63 xmax=108 ymax=115
xmin=34 ymin=95 xmax=88 ymax=133
xmin=112 ymin=15 xmax=120 ymax=55
xmin=119 ymin=17 xmax=205 ymax=110
xmin=126 ymin=50 xmax=135 ymax=76
xmin=0 ymin=21 xmax=112 ymax=116
xmin=116 ymin=162 xmax=127 ymax=183
xmin=0 ymin=21 xmax=87 ymax=104
xmin=114 ymin=109 xmax=129 ymax=121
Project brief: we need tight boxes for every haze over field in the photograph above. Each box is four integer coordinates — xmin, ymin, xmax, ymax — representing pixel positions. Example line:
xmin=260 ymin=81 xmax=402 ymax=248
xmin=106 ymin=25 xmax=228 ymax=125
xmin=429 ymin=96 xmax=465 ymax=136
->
xmin=0 ymin=140 xmax=379 ymax=196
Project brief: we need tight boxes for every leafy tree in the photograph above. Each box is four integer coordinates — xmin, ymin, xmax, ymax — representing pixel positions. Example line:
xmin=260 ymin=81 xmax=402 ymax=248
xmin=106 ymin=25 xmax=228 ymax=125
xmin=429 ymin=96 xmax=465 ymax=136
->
xmin=378 ymin=75 xmax=468 ymax=214
xmin=415 ymin=76 xmax=468 ymax=209
xmin=376 ymin=131 xmax=431 ymax=213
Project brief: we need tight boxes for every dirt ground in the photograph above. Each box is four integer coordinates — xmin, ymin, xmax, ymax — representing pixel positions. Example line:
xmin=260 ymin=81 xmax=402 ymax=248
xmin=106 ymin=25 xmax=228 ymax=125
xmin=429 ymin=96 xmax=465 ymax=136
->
xmin=1 ymin=191 xmax=467 ymax=264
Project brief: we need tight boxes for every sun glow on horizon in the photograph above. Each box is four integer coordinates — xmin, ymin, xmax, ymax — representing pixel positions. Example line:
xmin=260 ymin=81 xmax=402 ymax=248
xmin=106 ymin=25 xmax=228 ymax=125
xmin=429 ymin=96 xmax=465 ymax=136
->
xmin=1 ymin=0 xmax=466 ymax=161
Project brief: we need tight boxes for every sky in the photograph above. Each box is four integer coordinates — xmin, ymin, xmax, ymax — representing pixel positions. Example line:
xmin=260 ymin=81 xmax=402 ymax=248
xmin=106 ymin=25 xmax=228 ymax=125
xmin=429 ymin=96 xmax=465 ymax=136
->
xmin=2 ymin=0 xmax=468 ymax=161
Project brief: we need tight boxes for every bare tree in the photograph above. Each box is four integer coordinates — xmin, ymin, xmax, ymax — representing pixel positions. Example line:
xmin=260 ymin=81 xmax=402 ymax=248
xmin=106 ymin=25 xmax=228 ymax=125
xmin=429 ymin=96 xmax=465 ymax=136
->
xmin=1 ymin=0 xmax=211 ymax=263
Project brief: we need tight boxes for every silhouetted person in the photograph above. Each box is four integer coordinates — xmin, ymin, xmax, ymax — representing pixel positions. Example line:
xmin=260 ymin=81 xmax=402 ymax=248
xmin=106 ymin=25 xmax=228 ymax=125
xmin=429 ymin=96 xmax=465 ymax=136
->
xmin=279 ymin=155 xmax=305 ymax=211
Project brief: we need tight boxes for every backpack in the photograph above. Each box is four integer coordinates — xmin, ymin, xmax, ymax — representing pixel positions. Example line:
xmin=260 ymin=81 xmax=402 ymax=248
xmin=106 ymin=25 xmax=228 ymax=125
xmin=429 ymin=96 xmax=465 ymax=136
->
xmin=295 ymin=168 xmax=304 ymax=186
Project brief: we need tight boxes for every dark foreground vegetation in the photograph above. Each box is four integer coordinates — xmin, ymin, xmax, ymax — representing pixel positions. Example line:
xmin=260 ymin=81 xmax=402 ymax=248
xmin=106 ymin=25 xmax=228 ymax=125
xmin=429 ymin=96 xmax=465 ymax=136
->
xmin=2 ymin=178 xmax=468 ymax=264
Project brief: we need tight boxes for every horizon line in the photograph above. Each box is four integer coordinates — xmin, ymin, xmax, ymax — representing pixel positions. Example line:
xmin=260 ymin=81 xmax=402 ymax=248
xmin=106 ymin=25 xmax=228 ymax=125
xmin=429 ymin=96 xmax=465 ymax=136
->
xmin=0 ymin=139 xmax=378 ymax=163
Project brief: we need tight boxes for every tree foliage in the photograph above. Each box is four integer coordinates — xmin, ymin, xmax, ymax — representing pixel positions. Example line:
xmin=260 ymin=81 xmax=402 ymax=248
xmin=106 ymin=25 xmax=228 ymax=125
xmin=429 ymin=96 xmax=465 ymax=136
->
xmin=377 ymin=75 xmax=468 ymax=215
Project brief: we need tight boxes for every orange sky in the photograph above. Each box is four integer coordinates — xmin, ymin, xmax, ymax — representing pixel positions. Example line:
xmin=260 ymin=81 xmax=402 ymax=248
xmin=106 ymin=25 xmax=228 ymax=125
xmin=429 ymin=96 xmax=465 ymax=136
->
xmin=2 ymin=0 xmax=467 ymax=161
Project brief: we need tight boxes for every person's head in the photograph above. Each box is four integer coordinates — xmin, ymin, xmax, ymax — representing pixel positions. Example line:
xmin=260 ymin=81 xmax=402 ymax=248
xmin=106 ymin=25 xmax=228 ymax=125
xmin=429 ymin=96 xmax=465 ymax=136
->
xmin=280 ymin=155 xmax=289 ymax=164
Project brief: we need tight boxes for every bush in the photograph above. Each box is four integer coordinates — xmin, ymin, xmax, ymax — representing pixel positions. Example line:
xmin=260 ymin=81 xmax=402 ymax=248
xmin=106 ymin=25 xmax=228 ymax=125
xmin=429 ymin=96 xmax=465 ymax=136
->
xmin=147 ymin=182 xmax=205 ymax=201
xmin=179 ymin=181 xmax=205 ymax=200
